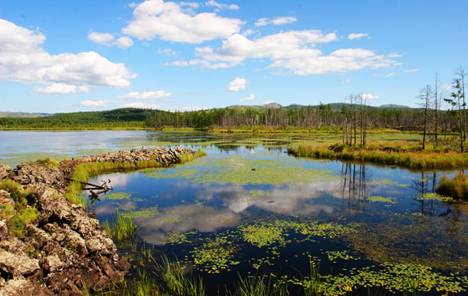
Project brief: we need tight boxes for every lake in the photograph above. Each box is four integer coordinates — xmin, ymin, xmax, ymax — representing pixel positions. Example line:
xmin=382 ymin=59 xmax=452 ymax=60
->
xmin=1 ymin=131 xmax=467 ymax=295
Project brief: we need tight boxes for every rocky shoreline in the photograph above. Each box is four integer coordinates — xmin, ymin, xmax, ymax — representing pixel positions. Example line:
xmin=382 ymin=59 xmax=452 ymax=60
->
xmin=0 ymin=147 xmax=193 ymax=295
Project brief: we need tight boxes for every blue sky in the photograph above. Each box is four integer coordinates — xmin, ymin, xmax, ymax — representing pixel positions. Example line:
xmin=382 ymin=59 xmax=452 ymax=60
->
xmin=0 ymin=0 xmax=467 ymax=112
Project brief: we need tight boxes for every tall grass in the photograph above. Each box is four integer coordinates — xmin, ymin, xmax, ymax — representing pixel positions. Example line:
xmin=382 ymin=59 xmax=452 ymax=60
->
xmin=437 ymin=172 xmax=468 ymax=201
xmin=289 ymin=144 xmax=468 ymax=170
xmin=111 ymin=212 xmax=137 ymax=242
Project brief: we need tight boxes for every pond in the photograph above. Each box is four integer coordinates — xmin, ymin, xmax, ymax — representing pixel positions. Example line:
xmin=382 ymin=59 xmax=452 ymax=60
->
xmin=89 ymin=146 xmax=467 ymax=295
xmin=1 ymin=131 xmax=467 ymax=295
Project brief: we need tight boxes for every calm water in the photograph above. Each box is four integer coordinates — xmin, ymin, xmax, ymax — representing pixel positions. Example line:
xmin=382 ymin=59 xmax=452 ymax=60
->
xmin=1 ymin=131 xmax=467 ymax=295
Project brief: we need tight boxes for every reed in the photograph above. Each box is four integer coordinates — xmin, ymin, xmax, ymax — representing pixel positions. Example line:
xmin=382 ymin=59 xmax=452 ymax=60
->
xmin=288 ymin=144 xmax=468 ymax=170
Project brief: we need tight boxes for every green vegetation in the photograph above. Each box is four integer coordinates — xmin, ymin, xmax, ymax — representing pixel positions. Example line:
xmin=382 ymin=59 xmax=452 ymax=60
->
xmin=192 ymin=236 xmax=239 ymax=274
xmin=146 ymin=154 xmax=334 ymax=185
xmin=105 ymin=192 xmax=132 ymax=200
xmin=420 ymin=192 xmax=454 ymax=203
xmin=110 ymin=212 xmax=137 ymax=241
xmin=325 ymin=250 xmax=357 ymax=262
xmin=240 ymin=223 xmax=285 ymax=248
xmin=234 ymin=275 xmax=289 ymax=296
xmin=289 ymin=143 xmax=468 ymax=169
xmin=0 ymin=179 xmax=40 ymax=237
xmin=437 ymin=172 xmax=468 ymax=201
xmin=367 ymin=195 xmax=396 ymax=204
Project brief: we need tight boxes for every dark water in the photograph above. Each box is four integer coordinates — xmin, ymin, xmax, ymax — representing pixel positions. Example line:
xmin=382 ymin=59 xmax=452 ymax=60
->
xmin=89 ymin=145 xmax=467 ymax=295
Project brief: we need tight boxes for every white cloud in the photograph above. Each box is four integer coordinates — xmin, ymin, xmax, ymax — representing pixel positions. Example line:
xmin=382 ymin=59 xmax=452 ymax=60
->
xmin=80 ymin=99 xmax=105 ymax=107
xmin=158 ymin=48 xmax=176 ymax=56
xmin=88 ymin=32 xmax=115 ymax=45
xmin=115 ymin=36 xmax=134 ymax=48
xmin=173 ymin=30 xmax=394 ymax=75
xmin=404 ymin=68 xmax=419 ymax=73
xmin=180 ymin=1 xmax=200 ymax=9
xmin=347 ymin=32 xmax=369 ymax=40
xmin=228 ymin=77 xmax=246 ymax=92
xmin=34 ymin=83 xmax=89 ymax=94
xmin=205 ymin=0 xmax=239 ymax=11
xmin=255 ymin=16 xmax=297 ymax=27
xmin=122 ymin=90 xmax=172 ymax=100
xmin=122 ymin=102 xmax=160 ymax=109
xmin=241 ymin=94 xmax=255 ymax=101
xmin=0 ymin=19 xmax=135 ymax=93
xmin=122 ymin=0 xmax=243 ymax=44
xmin=360 ymin=92 xmax=378 ymax=101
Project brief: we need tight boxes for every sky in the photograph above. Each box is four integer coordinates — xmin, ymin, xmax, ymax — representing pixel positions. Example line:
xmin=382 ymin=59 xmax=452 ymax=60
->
xmin=0 ymin=0 xmax=467 ymax=113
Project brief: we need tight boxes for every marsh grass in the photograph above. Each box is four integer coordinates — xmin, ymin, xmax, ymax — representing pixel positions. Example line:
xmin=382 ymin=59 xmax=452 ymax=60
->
xmin=0 ymin=179 xmax=39 ymax=237
xmin=233 ymin=275 xmax=289 ymax=296
xmin=289 ymin=143 xmax=468 ymax=170
xmin=111 ymin=212 xmax=137 ymax=242
xmin=437 ymin=172 xmax=468 ymax=201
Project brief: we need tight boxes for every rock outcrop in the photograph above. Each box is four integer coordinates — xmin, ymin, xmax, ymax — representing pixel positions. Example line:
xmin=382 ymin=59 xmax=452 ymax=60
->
xmin=0 ymin=147 xmax=193 ymax=295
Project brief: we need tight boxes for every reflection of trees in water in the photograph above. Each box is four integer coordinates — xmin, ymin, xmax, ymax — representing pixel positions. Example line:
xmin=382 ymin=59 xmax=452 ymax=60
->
xmin=340 ymin=163 xmax=368 ymax=207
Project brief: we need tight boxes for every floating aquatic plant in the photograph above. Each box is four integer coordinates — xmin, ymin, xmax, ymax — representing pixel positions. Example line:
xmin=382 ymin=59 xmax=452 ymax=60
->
xmin=192 ymin=236 xmax=239 ymax=274
xmin=367 ymin=195 xmax=396 ymax=204
xmin=240 ymin=223 xmax=285 ymax=248
xmin=325 ymin=250 xmax=358 ymax=263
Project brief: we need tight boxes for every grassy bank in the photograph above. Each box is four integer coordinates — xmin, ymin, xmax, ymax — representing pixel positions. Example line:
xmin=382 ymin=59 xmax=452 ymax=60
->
xmin=288 ymin=144 xmax=468 ymax=170
xmin=437 ymin=172 xmax=468 ymax=201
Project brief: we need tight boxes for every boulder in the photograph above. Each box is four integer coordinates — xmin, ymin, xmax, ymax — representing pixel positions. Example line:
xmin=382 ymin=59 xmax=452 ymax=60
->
xmin=0 ymin=248 xmax=40 ymax=277
xmin=0 ymin=221 xmax=8 ymax=241
xmin=0 ymin=165 xmax=9 ymax=180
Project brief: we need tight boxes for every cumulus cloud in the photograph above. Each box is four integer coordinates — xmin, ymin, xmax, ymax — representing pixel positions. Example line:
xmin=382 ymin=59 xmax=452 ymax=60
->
xmin=172 ymin=30 xmax=394 ymax=75
xmin=115 ymin=36 xmax=134 ymax=48
xmin=205 ymin=0 xmax=239 ymax=11
xmin=255 ymin=16 xmax=297 ymax=27
xmin=80 ymin=99 xmax=105 ymax=107
xmin=34 ymin=83 xmax=89 ymax=94
xmin=241 ymin=94 xmax=255 ymax=101
xmin=360 ymin=92 xmax=378 ymax=101
xmin=0 ymin=19 xmax=135 ymax=93
xmin=228 ymin=77 xmax=246 ymax=91
xmin=88 ymin=32 xmax=134 ymax=49
xmin=122 ymin=0 xmax=243 ymax=43
xmin=88 ymin=32 xmax=115 ymax=45
xmin=347 ymin=32 xmax=369 ymax=40
xmin=122 ymin=90 xmax=172 ymax=100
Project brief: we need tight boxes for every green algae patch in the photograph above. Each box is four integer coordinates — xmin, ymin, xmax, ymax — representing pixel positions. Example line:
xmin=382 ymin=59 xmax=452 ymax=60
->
xmin=145 ymin=155 xmax=334 ymax=185
xmin=368 ymin=195 xmax=396 ymax=204
xmin=192 ymin=236 xmax=239 ymax=274
xmin=325 ymin=250 xmax=358 ymax=262
xmin=420 ymin=192 xmax=454 ymax=203
xmin=121 ymin=207 xmax=159 ymax=219
xmin=240 ymin=224 xmax=285 ymax=248
xmin=105 ymin=192 xmax=132 ymax=200
xmin=166 ymin=232 xmax=190 ymax=245
xmin=293 ymin=263 xmax=466 ymax=296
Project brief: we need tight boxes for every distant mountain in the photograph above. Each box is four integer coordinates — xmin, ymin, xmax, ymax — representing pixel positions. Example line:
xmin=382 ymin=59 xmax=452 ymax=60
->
xmin=0 ymin=112 xmax=50 ymax=118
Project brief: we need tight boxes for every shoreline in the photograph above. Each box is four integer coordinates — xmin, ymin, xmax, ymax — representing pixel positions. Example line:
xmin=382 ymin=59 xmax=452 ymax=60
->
xmin=0 ymin=147 xmax=202 ymax=295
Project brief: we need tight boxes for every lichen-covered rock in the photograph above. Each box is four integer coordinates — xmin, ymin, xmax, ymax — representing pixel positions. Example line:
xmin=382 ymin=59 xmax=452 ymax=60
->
xmin=0 ymin=165 xmax=9 ymax=180
xmin=0 ymin=190 xmax=12 ymax=207
xmin=0 ymin=249 xmax=40 ymax=277
xmin=0 ymin=147 xmax=195 ymax=295
xmin=0 ymin=221 xmax=7 ymax=241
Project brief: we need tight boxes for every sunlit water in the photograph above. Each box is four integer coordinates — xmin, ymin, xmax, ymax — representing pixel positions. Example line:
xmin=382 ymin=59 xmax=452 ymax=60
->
xmin=1 ymin=131 xmax=467 ymax=295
